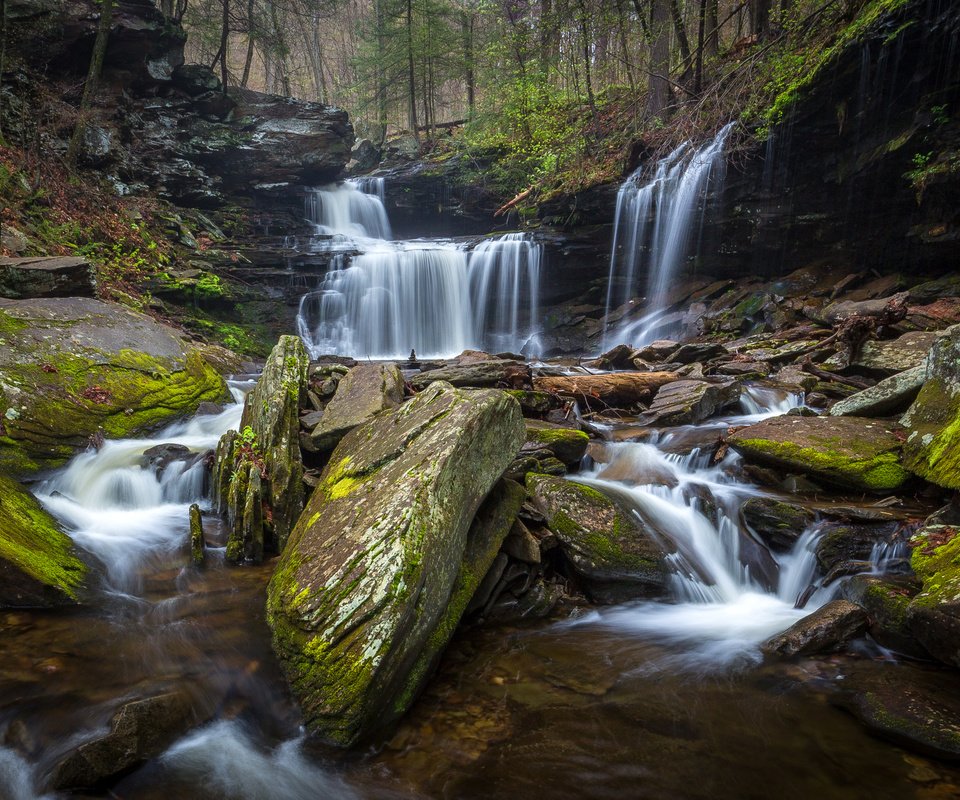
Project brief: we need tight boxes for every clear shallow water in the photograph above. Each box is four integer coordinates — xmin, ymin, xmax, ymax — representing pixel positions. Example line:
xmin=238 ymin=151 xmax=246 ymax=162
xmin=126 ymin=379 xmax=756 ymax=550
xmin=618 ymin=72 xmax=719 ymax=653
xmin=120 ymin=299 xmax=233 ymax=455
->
xmin=1 ymin=379 xmax=958 ymax=799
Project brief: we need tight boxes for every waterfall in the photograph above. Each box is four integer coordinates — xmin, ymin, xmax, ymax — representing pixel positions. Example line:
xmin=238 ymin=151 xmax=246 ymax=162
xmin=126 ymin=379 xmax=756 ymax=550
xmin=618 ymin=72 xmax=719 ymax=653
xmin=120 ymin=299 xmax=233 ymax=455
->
xmin=602 ymin=123 xmax=734 ymax=349
xmin=294 ymin=181 xmax=543 ymax=359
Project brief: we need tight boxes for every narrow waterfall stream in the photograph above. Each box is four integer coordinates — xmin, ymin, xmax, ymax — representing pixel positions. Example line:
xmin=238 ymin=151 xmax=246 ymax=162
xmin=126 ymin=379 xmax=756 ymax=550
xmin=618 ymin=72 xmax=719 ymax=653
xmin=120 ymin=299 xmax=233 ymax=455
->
xmin=294 ymin=180 xmax=543 ymax=359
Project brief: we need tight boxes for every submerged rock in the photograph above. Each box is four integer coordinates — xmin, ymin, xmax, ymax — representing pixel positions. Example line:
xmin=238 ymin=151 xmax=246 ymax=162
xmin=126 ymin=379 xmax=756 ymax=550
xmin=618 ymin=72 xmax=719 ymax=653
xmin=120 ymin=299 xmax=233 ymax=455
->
xmin=527 ymin=474 xmax=668 ymax=603
xmin=0 ymin=474 xmax=86 ymax=607
xmin=266 ymin=381 xmax=524 ymax=746
xmin=761 ymin=600 xmax=868 ymax=657
xmin=0 ymin=297 xmax=230 ymax=476
xmin=727 ymin=415 xmax=910 ymax=493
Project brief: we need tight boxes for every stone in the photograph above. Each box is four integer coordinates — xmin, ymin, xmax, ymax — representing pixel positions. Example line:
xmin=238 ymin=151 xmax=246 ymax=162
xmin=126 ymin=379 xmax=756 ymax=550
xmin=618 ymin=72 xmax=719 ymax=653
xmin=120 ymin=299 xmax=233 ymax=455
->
xmin=501 ymin=519 xmax=541 ymax=565
xmin=349 ymin=138 xmax=380 ymax=172
xmin=410 ymin=359 xmax=530 ymax=390
xmin=267 ymin=382 xmax=525 ymax=747
xmin=727 ymin=415 xmax=910 ymax=493
xmin=527 ymin=474 xmax=668 ymax=603
xmin=591 ymin=344 xmax=641 ymax=369
xmin=0 ymin=257 xmax=95 ymax=299
xmin=140 ymin=443 xmax=193 ymax=478
xmin=760 ymin=600 xmax=868 ymax=657
xmin=829 ymin=363 xmax=927 ymax=417
xmin=0 ymin=297 xmax=230 ymax=476
xmin=814 ymin=522 xmax=897 ymax=575
xmin=504 ymin=390 xmax=561 ymax=416
xmin=841 ymin=575 xmax=927 ymax=658
xmin=638 ymin=379 xmax=740 ymax=426
xmin=633 ymin=340 xmax=680 ymax=362
xmin=0 ymin=474 xmax=86 ymax=607
xmin=522 ymin=420 xmax=589 ymax=466
xmin=189 ymin=504 xmax=204 ymax=568
xmin=533 ymin=372 xmax=679 ymax=407
xmin=213 ymin=336 xmax=308 ymax=561
xmin=906 ymin=514 xmax=960 ymax=668
xmin=49 ymin=691 xmax=197 ymax=790
xmin=820 ymin=295 xmax=904 ymax=325
xmin=740 ymin=497 xmax=815 ymax=552
xmin=309 ymin=363 xmax=404 ymax=452
xmin=666 ymin=341 xmax=728 ymax=364
xmin=851 ymin=331 xmax=937 ymax=375
xmin=901 ymin=325 xmax=960 ymax=489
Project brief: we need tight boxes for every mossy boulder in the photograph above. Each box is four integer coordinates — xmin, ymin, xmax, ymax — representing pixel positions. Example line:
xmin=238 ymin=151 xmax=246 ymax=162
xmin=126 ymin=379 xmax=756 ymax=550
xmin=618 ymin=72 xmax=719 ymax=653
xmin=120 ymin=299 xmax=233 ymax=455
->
xmin=213 ymin=335 xmax=309 ymax=560
xmin=308 ymin=362 xmax=404 ymax=453
xmin=0 ymin=473 xmax=86 ymax=607
xmin=906 ymin=516 xmax=960 ymax=668
xmin=842 ymin=575 xmax=927 ymax=658
xmin=526 ymin=474 xmax=668 ymax=603
xmin=0 ymin=297 xmax=231 ymax=476
xmin=740 ymin=496 xmax=815 ymax=552
xmin=522 ymin=420 xmax=589 ymax=466
xmin=902 ymin=325 xmax=960 ymax=489
xmin=727 ymin=415 xmax=910 ymax=493
xmin=266 ymin=381 xmax=525 ymax=747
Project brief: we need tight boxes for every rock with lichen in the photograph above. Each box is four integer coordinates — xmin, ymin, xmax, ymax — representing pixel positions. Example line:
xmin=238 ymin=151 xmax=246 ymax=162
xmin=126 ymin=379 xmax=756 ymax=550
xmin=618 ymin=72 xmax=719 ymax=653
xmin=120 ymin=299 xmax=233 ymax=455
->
xmin=266 ymin=381 xmax=525 ymax=747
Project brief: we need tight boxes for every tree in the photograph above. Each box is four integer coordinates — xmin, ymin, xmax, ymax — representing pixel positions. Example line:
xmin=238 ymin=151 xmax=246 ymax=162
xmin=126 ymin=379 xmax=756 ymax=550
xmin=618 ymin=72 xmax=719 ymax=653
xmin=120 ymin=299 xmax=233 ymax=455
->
xmin=646 ymin=0 xmax=671 ymax=117
xmin=67 ymin=0 xmax=116 ymax=166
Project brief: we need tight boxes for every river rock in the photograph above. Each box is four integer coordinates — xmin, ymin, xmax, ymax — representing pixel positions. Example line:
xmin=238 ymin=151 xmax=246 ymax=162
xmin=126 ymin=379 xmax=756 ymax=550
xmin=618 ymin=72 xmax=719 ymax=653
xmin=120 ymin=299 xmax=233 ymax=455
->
xmin=0 ymin=256 xmax=96 ymax=299
xmin=666 ymin=341 xmax=728 ymax=364
xmin=851 ymin=331 xmax=937 ymax=375
xmin=841 ymin=574 xmax=927 ymax=657
xmin=189 ymin=504 xmax=205 ymax=567
xmin=829 ymin=363 xmax=927 ymax=417
xmin=760 ymin=600 xmax=868 ymax=658
xmin=214 ymin=336 xmax=308 ymax=561
xmin=527 ymin=474 xmax=668 ymax=603
xmin=901 ymin=325 xmax=960 ymax=489
xmin=727 ymin=415 xmax=910 ymax=493
xmin=139 ymin=443 xmax=193 ymax=478
xmin=814 ymin=522 xmax=898 ymax=575
xmin=740 ymin=497 xmax=815 ymax=552
xmin=906 ymin=513 xmax=960 ymax=668
xmin=522 ymin=420 xmax=589 ymax=466
xmin=308 ymin=363 xmax=404 ymax=452
xmin=533 ymin=372 xmax=679 ymax=408
xmin=504 ymin=389 xmax=561 ymax=416
xmin=410 ymin=359 xmax=530 ymax=390
xmin=0 ymin=474 xmax=86 ymax=607
xmin=267 ymin=381 xmax=524 ymax=746
xmin=638 ymin=379 xmax=740 ymax=426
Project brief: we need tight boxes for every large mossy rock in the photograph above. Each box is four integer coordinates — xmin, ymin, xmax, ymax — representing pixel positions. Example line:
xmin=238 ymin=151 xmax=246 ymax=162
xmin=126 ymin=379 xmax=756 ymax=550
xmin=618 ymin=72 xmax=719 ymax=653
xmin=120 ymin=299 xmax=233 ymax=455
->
xmin=526 ymin=474 xmax=668 ymax=603
xmin=0 ymin=298 xmax=230 ymax=475
xmin=266 ymin=381 xmax=525 ymax=747
xmin=906 ymin=518 xmax=960 ymax=668
xmin=213 ymin=336 xmax=308 ymax=561
xmin=727 ymin=415 xmax=910 ymax=493
xmin=0 ymin=474 xmax=86 ymax=607
xmin=522 ymin=420 xmax=589 ymax=466
xmin=308 ymin=363 xmax=404 ymax=452
xmin=902 ymin=325 xmax=960 ymax=489
xmin=829 ymin=363 xmax=927 ymax=418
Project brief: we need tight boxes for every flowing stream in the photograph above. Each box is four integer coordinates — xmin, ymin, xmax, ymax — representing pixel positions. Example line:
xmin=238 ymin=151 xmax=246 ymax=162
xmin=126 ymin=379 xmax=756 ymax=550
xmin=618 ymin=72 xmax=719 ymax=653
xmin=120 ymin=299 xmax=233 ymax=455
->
xmin=294 ymin=180 xmax=542 ymax=359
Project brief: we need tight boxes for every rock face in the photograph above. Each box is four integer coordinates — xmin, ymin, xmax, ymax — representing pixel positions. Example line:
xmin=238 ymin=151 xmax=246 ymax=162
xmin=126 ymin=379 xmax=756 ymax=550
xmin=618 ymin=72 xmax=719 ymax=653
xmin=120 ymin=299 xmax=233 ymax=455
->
xmin=0 ymin=257 xmax=96 ymax=299
xmin=267 ymin=382 xmax=525 ymax=746
xmin=308 ymin=363 xmax=404 ymax=452
xmin=727 ymin=415 xmax=910 ymax=493
xmin=527 ymin=474 xmax=668 ymax=603
xmin=907 ymin=515 xmax=960 ymax=668
xmin=639 ymin=379 xmax=740 ymax=426
xmin=0 ymin=474 xmax=86 ymax=607
xmin=213 ymin=336 xmax=308 ymax=561
xmin=902 ymin=325 xmax=960 ymax=489
xmin=761 ymin=600 xmax=868 ymax=657
xmin=0 ymin=297 xmax=230 ymax=475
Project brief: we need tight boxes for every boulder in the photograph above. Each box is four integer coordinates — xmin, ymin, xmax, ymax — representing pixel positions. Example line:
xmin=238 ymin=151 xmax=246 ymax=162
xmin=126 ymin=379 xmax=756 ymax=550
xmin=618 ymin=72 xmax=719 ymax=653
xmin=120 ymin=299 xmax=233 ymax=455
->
xmin=532 ymin=372 xmax=679 ymax=407
xmin=0 ymin=474 xmax=86 ymax=607
xmin=0 ymin=257 xmax=96 ymax=299
xmin=0 ymin=297 xmax=230 ymax=476
xmin=851 ymin=331 xmax=937 ymax=375
xmin=829 ymin=363 xmax=926 ymax=417
xmin=727 ymin=415 xmax=910 ymax=493
xmin=349 ymin=138 xmax=380 ymax=172
xmin=522 ymin=420 xmax=589 ymax=466
xmin=901 ymin=325 xmax=960 ymax=489
xmin=410 ymin=359 xmax=530 ymax=390
xmin=189 ymin=504 xmax=205 ymax=568
xmin=308 ymin=363 xmax=404 ymax=452
xmin=665 ymin=341 xmax=728 ymax=364
xmin=638 ymin=379 xmax=740 ymax=426
xmin=213 ymin=336 xmax=308 ymax=560
xmin=527 ymin=474 xmax=668 ymax=603
xmin=504 ymin=389 xmax=561 ymax=416
xmin=841 ymin=575 xmax=927 ymax=657
xmin=760 ymin=600 xmax=868 ymax=657
xmin=814 ymin=522 xmax=898 ymax=575
xmin=267 ymin=382 xmax=524 ymax=746
xmin=906 ymin=516 xmax=960 ymax=668
xmin=740 ymin=497 xmax=815 ymax=552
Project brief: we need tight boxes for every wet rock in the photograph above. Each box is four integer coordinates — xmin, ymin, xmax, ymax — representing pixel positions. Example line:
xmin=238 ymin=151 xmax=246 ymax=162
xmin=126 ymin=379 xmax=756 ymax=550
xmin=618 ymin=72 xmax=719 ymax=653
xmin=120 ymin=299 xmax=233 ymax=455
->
xmin=140 ymin=443 xmax=192 ymax=478
xmin=842 ymin=575 xmax=927 ymax=657
xmin=504 ymin=389 xmax=561 ymax=416
xmin=638 ymin=379 xmax=740 ymax=426
xmin=0 ymin=297 xmax=230 ymax=476
xmin=195 ymin=401 xmax=226 ymax=416
xmin=533 ymin=372 xmax=678 ymax=408
xmin=527 ymin=474 xmax=668 ymax=603
xmin=349 ymin=138 xmax=380 ymax=172
xmin=189 ymin=504 xmax=204 ymax=568
xmin=0 ymin=474 xmax=86 ymax=607
xmin=267 ymin=382 xmax=524 ymax=747
xmin=591 ymin=344 xmax=642 ymax=370
xmin=727 ymin=415 xmax=910 ymax=493
xmin=760 ymin=600 xmax=868 ymax=657
xmin=213 ymin=336 xmax=309 ymax=560
xmin=483 ymin=580 xmax=564 ymax=623
xmin=308 ymin=363 xmax=404 ymax=452
xmin=522 ymin=421 xmax=589 ymax=466
xmin=633 ymin=340 xmax=679 ymax=362
xmin=906 ymin=514 xmax=960 ymax=667
xmin=829 ymin=363 xmax=927 ymax=417
xmin=901 ymin=325 xmax=960 ymax=489
xmin=814 ymin=522 xmax=897 ymax=574
xmin=0 ymin=257 xmax=96 ymax=299
xmin=410 ymin=359 xmax=530 ymax=390
xmin=48 ymin=691 xmax=197 ymax=790
xmin=740 ymin=497 xmax=815 ymax=552
xmin=820 ymin=295 xmax=905 ymax=325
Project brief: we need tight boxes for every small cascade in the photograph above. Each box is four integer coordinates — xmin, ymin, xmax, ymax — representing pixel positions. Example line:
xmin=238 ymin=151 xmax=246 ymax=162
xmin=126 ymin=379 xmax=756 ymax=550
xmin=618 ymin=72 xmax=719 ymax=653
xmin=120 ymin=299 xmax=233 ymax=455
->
xmin=294 ymin=181 xmax=544 ymax=359
xmin=602 ymin=123 xmax=734 ymax=348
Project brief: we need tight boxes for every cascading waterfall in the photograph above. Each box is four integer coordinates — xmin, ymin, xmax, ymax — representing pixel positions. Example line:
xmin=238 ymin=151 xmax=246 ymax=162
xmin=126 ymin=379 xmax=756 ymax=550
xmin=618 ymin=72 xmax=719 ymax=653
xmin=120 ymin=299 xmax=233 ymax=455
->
xmin=294 ymin=181 xmax=543 ymax=359
xmin=602 ymin=123 xmax=734 ymax=349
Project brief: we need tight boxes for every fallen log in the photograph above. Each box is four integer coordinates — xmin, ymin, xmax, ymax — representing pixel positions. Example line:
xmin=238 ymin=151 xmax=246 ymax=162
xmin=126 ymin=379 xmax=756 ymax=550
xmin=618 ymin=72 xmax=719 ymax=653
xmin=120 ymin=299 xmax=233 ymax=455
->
xmin=533 ymin=371 xmax=679 ymax=407
xmin=494 ymin=187 xmax=533 ymax=217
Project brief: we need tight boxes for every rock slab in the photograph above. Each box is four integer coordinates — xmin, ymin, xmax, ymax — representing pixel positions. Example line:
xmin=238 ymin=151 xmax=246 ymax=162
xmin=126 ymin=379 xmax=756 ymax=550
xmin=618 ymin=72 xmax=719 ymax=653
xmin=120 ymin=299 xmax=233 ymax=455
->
xmin=0 ymin=256 xmax=96 ymax=299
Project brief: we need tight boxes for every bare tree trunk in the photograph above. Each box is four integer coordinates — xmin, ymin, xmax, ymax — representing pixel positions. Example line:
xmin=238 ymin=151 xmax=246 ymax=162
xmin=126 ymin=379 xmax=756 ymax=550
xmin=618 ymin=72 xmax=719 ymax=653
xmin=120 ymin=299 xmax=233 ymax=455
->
xmin=750 ymin=0 xmax=771 ymax=38
xmin=406 ymin=0 xmax=418 ymax=138
xmin=461 ymin=8 xmax=475 ymax=116
xmin=695 ymin=0 xmax=705 ymax=92
xmin=240 ymin=0 xmax=255 ymax=87
xmin=705 ymin=0 xmax=718 ymax=55
xmin=615 ymin=0 xmax=636 ymax=90
xmin=576 ymin=0 xmax=596 ymax=113
xmin=670 ymin=0 xmax=692 ymax=76
xmin=376 ymin=0 xmax=387 ymax=144
xmin=67 ymin=0 xmax=115 ymax=165
xmin=219 ymin=0 xmax=229 ymax=92
xmin=646 ymin=0 xmax=671 ymax=117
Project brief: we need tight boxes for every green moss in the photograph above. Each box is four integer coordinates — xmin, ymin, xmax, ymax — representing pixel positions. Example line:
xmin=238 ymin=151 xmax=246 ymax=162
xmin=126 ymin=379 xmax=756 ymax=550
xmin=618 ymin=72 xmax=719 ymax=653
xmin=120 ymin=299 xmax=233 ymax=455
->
xmin=0 ymin=474 xmax=86 ymax=601
xmin=910 ymin=527 xmax=960 ymax=608
xmin=903 ymin=378 xmax=960 ymax=490
xmin=529 ymin=427 xmax=589 ymax=447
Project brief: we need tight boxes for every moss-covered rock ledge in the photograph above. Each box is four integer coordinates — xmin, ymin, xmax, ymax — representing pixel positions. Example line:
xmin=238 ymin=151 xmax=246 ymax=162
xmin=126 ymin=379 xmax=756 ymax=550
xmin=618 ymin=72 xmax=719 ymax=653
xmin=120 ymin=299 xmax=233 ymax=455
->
xmin=0 ymin=474 xmax=86 ymax=606
xmin=0 ymin=297 xmax=232 ymax=475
